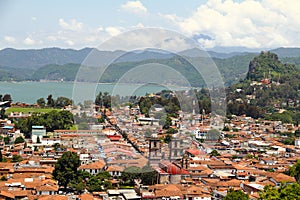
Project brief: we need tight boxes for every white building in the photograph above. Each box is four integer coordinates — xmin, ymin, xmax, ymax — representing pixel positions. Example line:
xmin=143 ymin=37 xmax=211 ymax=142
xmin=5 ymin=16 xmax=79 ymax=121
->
xmin=31 ymin=126 xmax=46 ymax=143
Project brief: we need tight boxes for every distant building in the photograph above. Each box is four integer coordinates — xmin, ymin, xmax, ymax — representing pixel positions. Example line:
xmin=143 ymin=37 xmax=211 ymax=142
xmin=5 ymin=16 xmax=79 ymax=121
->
xmin=138 ymin=117 xmax=159 ymax=126
xmin=295 ymin=139 xmax=300 ymax=148
xmin=31 ymin=126 xmax=46 ymax=143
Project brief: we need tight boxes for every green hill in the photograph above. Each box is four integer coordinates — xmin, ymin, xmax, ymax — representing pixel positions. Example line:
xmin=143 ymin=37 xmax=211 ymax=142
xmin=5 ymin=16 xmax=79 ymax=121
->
xmin=246 ymin=51 xmax=297 ymax=82
xmin=227 ymin=51 xmax=300 ymax=121
xmin=30 ymin=54 xmax=256 ymax=87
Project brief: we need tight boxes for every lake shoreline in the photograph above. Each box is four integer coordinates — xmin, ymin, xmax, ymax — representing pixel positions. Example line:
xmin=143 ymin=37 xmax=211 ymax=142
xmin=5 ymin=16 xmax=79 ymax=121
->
xmin=0 ymin=81 xmax=192 ymax=104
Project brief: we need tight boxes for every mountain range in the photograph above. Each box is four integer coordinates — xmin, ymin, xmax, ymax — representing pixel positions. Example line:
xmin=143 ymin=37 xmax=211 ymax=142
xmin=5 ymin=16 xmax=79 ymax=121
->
xmin=1 ymin=47 xmax=300 ymax=86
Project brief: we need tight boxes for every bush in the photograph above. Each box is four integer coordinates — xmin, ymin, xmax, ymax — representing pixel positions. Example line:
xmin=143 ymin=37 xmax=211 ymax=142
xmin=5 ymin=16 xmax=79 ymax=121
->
xmin=14 ymin=136 xmax=25 ymax=144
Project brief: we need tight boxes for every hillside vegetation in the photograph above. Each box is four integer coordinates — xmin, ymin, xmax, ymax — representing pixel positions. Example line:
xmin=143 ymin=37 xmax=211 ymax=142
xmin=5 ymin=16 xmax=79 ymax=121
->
xmin=227 ymin=51 xmax=300 ymax=123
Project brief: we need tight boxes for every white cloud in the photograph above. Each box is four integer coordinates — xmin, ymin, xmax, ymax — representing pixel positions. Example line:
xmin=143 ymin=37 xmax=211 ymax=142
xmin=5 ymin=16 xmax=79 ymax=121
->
xmin=31 ymin=17 xmax=37 ymax=21
xmin=23 ymin=37 xmax=35 ymax=45
xmin=64 ymin=40 xmax=74 ymax=46
xmin=99 ymin=28 xmax=196 ymax=52
xmin=135 ymin=23 xmax=144 ymax=28
xmin=4 ymin=36 xmax=16 ymax=43
xmin=47 ymin=36 xmax=57 ymax=41
xmin=105 ymin=26 xmax=122 ymax=37
xmin=162 ymin=0 xmax=300 ymax=48
xmin=59 ymin=18 xmax=83 ymax=31
xmin=121 ymin=1 xmax=147 ymax=14
xmin=97 ymin=26 xmax=103 ymax=32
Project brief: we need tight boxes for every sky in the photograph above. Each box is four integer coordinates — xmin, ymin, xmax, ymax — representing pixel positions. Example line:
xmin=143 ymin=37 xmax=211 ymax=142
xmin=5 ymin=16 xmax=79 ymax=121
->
xmin=1 ymin=0 xmax=300 ymax=50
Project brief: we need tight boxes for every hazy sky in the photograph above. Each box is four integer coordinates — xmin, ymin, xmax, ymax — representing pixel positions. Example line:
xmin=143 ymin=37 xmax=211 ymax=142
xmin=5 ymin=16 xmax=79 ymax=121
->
xmin=1 ymin=0 xmax=300 ymax=50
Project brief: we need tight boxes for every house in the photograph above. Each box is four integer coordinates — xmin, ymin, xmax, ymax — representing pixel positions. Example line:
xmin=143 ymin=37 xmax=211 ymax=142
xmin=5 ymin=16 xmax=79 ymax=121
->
xmin=79 ymin=193 xmax=94 ymax=200
xmin=31 ymin=126 xmax=46 ymax=143
xmin=183 ymin=185 xmax=211 ymax=200
xmin=38 ymin=195 xmax=68 ymax=200
xmin=154 ymin=184 xmax=184 ymax=199
xmin=107 ymin=189 xmax=140 ymax=200
xmin=269 ymin=173 xmax=296 ymax=186
xmin=212 ymin=190 xmax=227 ymax=200
xmin=106 ymin=165 xmax=124 ymax=177
xmin=0 ymin=191 xmax=14 ymax=200
xmin=138 ymin=117 xmax=159 ymax=126
xmin=241 ymin=183 xmax=264 ymax=194
xmin=194 ymin=127 xmax=210 ymax=140
xmin=78 ymin=160 xmax=106 ymax=175
xmin=36 ymin=184 xmax=59 ymax=195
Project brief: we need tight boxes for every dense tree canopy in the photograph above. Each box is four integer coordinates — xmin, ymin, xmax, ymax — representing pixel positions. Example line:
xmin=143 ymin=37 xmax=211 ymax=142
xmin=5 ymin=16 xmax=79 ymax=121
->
xmin=259 ymin=183 xmax=300 ymax=200
xmin=15 ymin=110 xmax=74 ymax=137
xmin=0 ymin=108 xmax=6 ymax=120
xmin=227 ymin=52 xmax=300 ymax=122
xmin=209 ymin=150 xmax=220 ymax=157
xmin=288 ymin=159 xmax=300 ymax=183
xmin=14 ymin=136 xmax=25 ymax=144
xmin=95 ymin=92 xmax=111 ymax=108
xmin=224 ymin=189 xmax=249 ymax=200
xmin=46 ymin=95 xmax=72 ymax=108
xmin=121 ymin=166 xmax=158 ymax=186
xmin=86 ymin=171 xmax=112 ymax=192
xmin=53 ymin=151 xmax=81 ymax=189
xmin=36 ymin=98 xmax=46 ymax=107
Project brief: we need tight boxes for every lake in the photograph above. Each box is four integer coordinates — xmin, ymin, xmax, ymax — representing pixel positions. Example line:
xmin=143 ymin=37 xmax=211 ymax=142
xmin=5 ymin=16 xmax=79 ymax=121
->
xmin=0 ymin=81 xmax=189 ymax=104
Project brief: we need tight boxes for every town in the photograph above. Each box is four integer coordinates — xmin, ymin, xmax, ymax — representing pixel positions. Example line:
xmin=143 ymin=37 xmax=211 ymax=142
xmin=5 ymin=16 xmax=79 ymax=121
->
xmin=0 ymin=88 xmax=299 ymax=200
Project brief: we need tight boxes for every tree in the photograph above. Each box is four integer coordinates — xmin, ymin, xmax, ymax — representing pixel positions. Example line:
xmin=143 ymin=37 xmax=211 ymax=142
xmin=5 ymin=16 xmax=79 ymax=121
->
xmin=163 ymin=116 xmax=172 ymax=129
xmin=121 ymin=166 xmax=141 ymax=186
xmin=55 ymin=96 xmax=73 ymax=108
xmin=166 ymin=128 xmax=178 ymax=134
xmin=278 ymin=183 xmax=300 ymax=199
xmin=98 ymin=115 xmax=105 ymax=123
xmin=36 ymin=136 xmax=41 ymax=144
xmin=0 ymin=108 xmax=6 ymax=120
xmin=224 ymin=189 xmax=249 ymax=200
xmin=259 ymin=183 xmax=300 ymax=200
xmin=53 ymin=143 xmax=61 ymax=151
xmin=288 ymin=159 xmax=300 ymax=183
xmin=95 ymin=92 xmax=103 ymax=107
xmin=15 ymin=110 xmax=74 ymax=135
xmin=282 ymin=137 xmax=295 ymax=145
xmin=144 ymin=128 xmax=152 ymax=138
xmin=140 ymin=166 xmax=158 ymax=185
xmin=14 ymin=136 xmax=25 ymax=144
xmin=102 ymin=92 xmax=111 ymax=108
xmin=36 ymin=98 xmax=46 ymax=107
xmin=2 ymin=94 xmax=12 ymax=103
xmin=4 ymin=136 xmax=10 ymax=145
xmin=163 ymin=134 xmax=172 ymax=143
xmin=223 ymin=126 xmax=230 ymax=131
xmin=78 ymin=122 xmax=89 ymax=130
xmin=245 ymin=154 xmax=253 ymax=159
xmin=53 ymin=151 xmax=81 ymax=189
xmin=86 ymin=172 xmax=111 ymax=192
xmin=12 ymin=155 xmax=23 ymax=163
xmin=207 ymin=129 xmax=221 ymax=141
xmin=47 ymin=94 xmax=55 ymax=107
xmin=210 ymin=150 xmax=220 ymax=157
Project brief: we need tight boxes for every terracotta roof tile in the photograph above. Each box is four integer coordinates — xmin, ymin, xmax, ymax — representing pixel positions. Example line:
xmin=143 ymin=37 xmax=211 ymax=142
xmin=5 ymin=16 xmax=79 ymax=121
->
xmin=79 ymin=193 xmax=94 ymax=200
xmin=0 ymin=190 xmax=14 ymax=199
xmin=36 ymin=184 xmax=59 ymax=191
xmin=79 ymin=160 xmax=106 ymax=170
xmin=271 ymin=173 xmax=296 ymax=183
xmin=38 ymin=195 xmax=68 ymax=200
xmin=155 ymin=184 xmax=183 ymax=198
